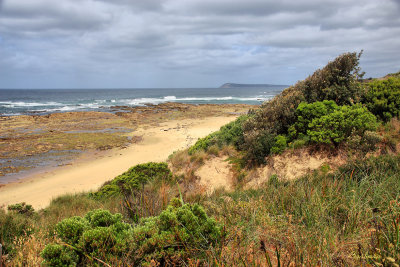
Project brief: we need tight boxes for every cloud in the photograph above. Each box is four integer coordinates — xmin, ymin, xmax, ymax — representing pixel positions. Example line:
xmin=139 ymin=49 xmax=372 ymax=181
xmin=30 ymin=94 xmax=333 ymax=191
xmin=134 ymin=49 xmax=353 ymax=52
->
xmin=0 ymin=0 xmax=399 ymax=88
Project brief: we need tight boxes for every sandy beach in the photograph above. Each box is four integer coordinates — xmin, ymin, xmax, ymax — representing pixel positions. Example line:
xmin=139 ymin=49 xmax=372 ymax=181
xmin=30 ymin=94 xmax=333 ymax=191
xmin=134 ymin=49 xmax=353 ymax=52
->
xmin=0 ymin=115 xmax=237 ymax=209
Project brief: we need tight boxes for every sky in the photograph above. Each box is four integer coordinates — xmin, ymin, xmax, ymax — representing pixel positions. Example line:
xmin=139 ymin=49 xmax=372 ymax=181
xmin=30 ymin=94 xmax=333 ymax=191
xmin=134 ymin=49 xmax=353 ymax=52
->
xmin=0 ymin=0 xmax=399 ymax=89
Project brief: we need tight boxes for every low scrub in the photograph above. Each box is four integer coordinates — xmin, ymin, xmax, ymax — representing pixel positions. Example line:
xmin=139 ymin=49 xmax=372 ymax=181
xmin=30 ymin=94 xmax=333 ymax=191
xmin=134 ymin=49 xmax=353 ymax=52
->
xmin=188 ymin=115 xmax=248 ymax=154
xmin=363 ymin=77 xmax=400 ymax=121
xmin=91 ymin=162 xmax=173 ymax=199
xmin=289 ymin=100 xmax=378 ymax=146
xmin=41 ymin=200 xmax=223 ymax=266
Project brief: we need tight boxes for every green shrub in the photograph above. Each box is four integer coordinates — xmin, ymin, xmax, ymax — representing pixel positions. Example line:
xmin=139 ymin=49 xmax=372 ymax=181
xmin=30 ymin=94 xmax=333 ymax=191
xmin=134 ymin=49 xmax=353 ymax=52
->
xmin=288 ymin=100 xmax=338 ymax=139
xmin=363 ymin=77 xmax=400 ymax=121
xmin=242 ymin=130 xmax=277 ymax=164
xmin=41 ymin=202 xmax=223 ymax=266
xmin=132 ymin=200 xmax=223 ymax=265
xmin=302 ymin=51 xmax=364 ymax=105
xmin=189 ymin=115 xmax=248 ymax=154
xmin=41 ymin=244 xmax=79 ymax=267
xmin=55 ymin=216 xmax=89 ymax=246
xmin=92 ymin=162 xmax=173 ymax=199
xmin=7 ymin=202 xmax=35 ymax=215
xmin=290 ymin=101 xmax=378 ymax=146
xmin=271 ymin=135 xmax=288 ymax=154
xmin=43 ymin=209 xmax=132 ymax=265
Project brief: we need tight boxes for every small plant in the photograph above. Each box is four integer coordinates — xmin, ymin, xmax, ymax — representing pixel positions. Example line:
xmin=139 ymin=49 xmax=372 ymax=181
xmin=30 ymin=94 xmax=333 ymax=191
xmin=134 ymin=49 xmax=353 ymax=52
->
xmin=41 ymin=244 xmax=79 ymax=267
xmin=7 ymin=202 xmax=35 ymax=215
xmin=271 ymin=135 xmax=288 ymax=154
xmin=91 ymin=162 xmax=173 ymax=199
xmin=189 ymin=115 xmax=248 ymax=154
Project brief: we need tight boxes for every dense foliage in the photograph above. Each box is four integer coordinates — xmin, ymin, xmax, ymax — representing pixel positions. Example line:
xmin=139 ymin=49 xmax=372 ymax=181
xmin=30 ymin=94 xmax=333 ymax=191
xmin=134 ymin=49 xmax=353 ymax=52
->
xmin=240 ymin=52 xmax=365 ymax=164
xmin=363 ymin=77 xmax=400 ymax=121
xmin=289 ymin=101 xmax=378 ymax=145
xmin=41 ymin=209 xmax=133 ymax=266
xmin=188 ymin=115 xmax=248 ymax=154
xmin=91 ymin=162 xmax=173 ymax=199
xmin=41 ymin=200 xmax=223 ymax=266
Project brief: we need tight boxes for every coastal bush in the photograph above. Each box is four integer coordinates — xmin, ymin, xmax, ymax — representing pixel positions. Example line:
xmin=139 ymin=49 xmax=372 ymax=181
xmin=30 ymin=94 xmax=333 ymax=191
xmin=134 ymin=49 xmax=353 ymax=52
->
xmin=91 ymin=162 xmax=175 ymax=222
xmin=131 ymin=199 xmax=223 ymax=265
xmin=188 ymin=115 xmax=248 ymax=154
xmin=363 ymin=77 xmax=400 ymax=121
xmin=270 ymin=135 xmax=288 ymax=154
xmin=92 ymin=162 xmax=173 ymax=199
xmin=7 ymin=202 xmax=35 ymax=215
xmin=41 ymin=201 xmax=223 ymax=266
xmin=301 ymin=51 xmax=364 ymax=105
xmin=241 ymin=52 xmax=364 ymax=164
xmin=41 ymin=244 xmax=79 ymax=267
xmin=289 ymin=101 xmax=378 ymax=146
xmin=42 ymin=209 xmax=132 ymax=266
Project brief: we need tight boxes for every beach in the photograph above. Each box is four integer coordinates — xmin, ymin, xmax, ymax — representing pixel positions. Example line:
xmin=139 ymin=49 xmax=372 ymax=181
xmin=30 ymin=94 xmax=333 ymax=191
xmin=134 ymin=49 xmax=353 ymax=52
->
xmin=0 ymin=103 xmax=252 ymax=209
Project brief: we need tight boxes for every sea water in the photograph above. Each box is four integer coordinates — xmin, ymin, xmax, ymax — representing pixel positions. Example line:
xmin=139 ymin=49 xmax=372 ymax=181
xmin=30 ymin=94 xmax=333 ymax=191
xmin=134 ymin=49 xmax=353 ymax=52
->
xmin=0 ymin=86 xmax=286 ymax=116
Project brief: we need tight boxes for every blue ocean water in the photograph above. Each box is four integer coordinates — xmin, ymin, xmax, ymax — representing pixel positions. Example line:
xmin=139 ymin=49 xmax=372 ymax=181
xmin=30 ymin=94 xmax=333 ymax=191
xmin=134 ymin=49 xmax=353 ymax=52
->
xmin=0 ymin=86 xmax=286 ymax=116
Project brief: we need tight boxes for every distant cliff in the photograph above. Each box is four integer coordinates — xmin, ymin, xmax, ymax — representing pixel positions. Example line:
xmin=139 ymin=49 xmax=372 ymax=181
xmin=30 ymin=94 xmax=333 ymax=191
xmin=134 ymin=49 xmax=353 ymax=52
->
xmin=219 ymin=83 xmax=286 ymax=88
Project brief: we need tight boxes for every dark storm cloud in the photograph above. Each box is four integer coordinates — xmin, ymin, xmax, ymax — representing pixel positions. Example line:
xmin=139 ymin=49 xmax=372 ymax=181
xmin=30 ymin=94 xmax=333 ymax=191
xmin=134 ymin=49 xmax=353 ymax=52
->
xmin=0 ymin=0 xmax=399 ymax=88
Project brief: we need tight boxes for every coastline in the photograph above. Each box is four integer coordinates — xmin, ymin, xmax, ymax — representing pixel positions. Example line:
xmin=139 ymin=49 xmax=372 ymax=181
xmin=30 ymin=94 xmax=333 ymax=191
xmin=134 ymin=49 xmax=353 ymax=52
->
xmin=0 ymin=115 xmax=240 ymax=209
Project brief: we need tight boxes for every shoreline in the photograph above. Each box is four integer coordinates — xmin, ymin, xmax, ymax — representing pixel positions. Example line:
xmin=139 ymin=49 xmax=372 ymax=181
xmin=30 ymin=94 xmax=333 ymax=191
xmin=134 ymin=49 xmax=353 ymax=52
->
xmin=0 ymin=116 xmax=238 ymax=209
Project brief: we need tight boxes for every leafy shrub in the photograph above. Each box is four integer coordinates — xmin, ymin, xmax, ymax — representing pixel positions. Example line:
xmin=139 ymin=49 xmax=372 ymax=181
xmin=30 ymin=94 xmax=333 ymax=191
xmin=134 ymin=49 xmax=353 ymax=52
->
xmin=301 ymin=51 xmax=364 ymax=105
xmin=290 ymin=101 xmax=378 ymax=146
xmin=131 ymin=199 xmax=223 ymax=265
xmin=92 ymin=162 xmax=173 ymax=199
xmin=7 ymin=202 xmax=35 ymax=215
xmin=55 ymin=216 xmax=89 ymax=246
xmin=42 ymin=209 xmax=132 ymax=266
xmin=288 ymin=100 xmax=338 ymax=139
xmin=242 ymin=130 xmax=277 ymax=164
xmin=363 ymin=77 xmax=400 ymax=121
xmin=189 ymin=115 xmax=248 ymax=154
xmin=41 ymin=244 xmax=78 ymax=267
xmin=270 ymin=135 xmax=288 ymax=154
xmin=41 ymin=201 xmax=223 ymax=266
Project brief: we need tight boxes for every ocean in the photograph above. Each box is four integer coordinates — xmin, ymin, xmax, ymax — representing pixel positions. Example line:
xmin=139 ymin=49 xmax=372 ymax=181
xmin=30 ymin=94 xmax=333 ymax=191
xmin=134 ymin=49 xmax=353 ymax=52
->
xmin=0 ymin=86 xmax=286 ymax=116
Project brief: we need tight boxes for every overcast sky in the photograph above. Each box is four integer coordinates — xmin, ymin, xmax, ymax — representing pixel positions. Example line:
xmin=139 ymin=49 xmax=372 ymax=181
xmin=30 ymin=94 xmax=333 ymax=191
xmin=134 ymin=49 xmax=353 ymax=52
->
xmin=0 ymin=0 xmax=399 ymax=88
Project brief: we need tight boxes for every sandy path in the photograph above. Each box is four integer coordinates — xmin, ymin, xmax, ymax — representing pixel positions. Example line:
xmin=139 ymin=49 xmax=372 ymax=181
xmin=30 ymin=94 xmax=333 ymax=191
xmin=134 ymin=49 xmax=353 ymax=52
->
xmin=0 ymin=117 xmax=235 ymax=209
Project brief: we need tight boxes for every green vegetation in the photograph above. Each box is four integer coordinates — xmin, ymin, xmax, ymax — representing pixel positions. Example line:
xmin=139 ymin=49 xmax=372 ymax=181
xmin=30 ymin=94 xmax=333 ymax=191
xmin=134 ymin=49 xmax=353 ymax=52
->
xmin=92 ymin=162 xmax=173 ymax=199
xmin=189 ymin=115 xmax=248 ymax=154
xmin=42 ymin=209 xmax=133 ymax=266
xmin=41 ymin=200 xmax=222 ymax=266
xmin=363 ymin=77 xmax=400 ymax=121
xmin=289 ymin=101 xmax=378 ymax=146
